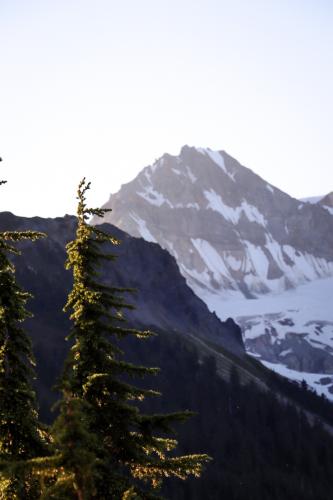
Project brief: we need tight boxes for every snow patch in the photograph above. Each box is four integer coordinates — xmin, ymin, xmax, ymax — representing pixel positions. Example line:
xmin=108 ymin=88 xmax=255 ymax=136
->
xmin=197 ymin=148 xmax=235 ymax=181
xmin=164 ymin=240 xmax=180 ymax=261
xmin=282 ymin=244 xmax=333 ymax=281
xmin=191 ymin=238 xmax=232 ymax=281
xmin=137 ymin=186 xmax=172 ymax=207
xmin=225 ymin=254 xmax=242 ymax=271
xmin=130 ymin=213 xmax=157 ymax=243
xmin=204 ymin=190 xmax=267 ymax=227
xmin=241 ymin=202 xmax=267 ymax=226
xmin=204 ymin=189 xmax=239 ymax=223
xmin=186 ymin=165 xmax=197 ymax=183
xmin=261 ymin=360 xmax=333 ymax=401
xmin=243 ymin=241 xmax=269 ymax=278
xmin=323 ymin=205 xmax=333 ymax=216
xmin=173 ymin=202 xmax=200 ymax=210
xmin=144 ymin=169 xmax=151 ymax=183
xmin=279 ymin=348 xmax=293 ymax=357
xmin=170 ymin=164 xmax=197 ymax=183
xmin=185 ymin=203 xmax=200 ymax=209
xmin=206 ymin=149 xmax=227 ymax=171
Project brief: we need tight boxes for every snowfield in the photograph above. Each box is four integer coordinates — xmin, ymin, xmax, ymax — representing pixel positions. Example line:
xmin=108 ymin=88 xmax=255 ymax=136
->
xmin=201 ymin=276 xmax=333 ymax=326
xmin=198 ymin=276 xmax=333 ymax=399
xmin=261 ymin=360 xmax=333 ymax=400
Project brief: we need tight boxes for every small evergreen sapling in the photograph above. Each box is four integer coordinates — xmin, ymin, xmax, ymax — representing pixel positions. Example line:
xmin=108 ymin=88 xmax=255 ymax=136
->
xmin=49 ymin=178 xmax=210 ymax=499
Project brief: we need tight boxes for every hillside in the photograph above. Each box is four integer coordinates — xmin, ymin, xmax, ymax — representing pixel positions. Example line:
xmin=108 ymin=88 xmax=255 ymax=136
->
xmin=94 ymin=146 xmax=333 ymax=395
xmin=2 ymin=210 xmax=333 ymax=498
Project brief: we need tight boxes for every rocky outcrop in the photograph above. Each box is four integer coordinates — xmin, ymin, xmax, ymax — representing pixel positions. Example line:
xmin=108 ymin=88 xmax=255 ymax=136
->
xmin=95 ymin=146 xmax=333 ymax=301
xmin=320 ymin=191 xmax=333 ymax=207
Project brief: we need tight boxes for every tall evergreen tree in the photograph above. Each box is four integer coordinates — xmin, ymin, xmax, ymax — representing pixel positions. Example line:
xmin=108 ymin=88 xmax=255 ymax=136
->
xmin=47 ymin=178 xmax=209 ymax=499
xmin=0 ymin=177 xmax=48 ymax=499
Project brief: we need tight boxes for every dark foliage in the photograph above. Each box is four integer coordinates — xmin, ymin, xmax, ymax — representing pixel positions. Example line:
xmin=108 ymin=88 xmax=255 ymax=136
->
xmin=264 ymin=365 xmax=333 ymax=426
xmin=123 ymin=332 xmax=333 ymax=500
xmin=43 ymin=180 xmax=209 ymax=498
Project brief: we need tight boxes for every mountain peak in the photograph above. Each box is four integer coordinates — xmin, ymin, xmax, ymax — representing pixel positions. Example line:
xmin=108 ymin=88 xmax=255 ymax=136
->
xmin=93 ymin=147 xmax=333 ymax=395
xmin=96 ymin=146 xmax=333 ymax=299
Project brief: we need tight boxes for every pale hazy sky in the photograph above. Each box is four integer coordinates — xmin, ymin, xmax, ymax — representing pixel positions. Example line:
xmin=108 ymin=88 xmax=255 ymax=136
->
xmin=1 ymin=0 xmax=332 ymax=217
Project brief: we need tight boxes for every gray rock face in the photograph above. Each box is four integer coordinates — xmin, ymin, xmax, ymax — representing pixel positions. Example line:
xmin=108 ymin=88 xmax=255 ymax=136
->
xmin=320 ymin=191 xmax=333 ymax=208
xmin=95 ymin=145 xmax=333 ymax=299
xmin=246 ymin=328 xmax=333 ymax=373
xmin=318 ymin=191 xmax=333 ymax=217
xmin=94 ymin=146 xmax=333 ymax=397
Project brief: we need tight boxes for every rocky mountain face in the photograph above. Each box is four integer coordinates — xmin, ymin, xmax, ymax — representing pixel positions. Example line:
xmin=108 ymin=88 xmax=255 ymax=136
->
xmin=95 ymin=146 xmax=333 ymax=396
xmin=319 ymin=191 xmax=333 ymax=215
xmin=97 ymin=146 xmax=333 ymax=298
xmin=301 ymin=192 xmax=333 ymax=216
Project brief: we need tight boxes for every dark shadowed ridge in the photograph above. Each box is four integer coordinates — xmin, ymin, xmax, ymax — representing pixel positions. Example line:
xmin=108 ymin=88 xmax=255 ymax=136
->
xmin=0 ymin=211 xmax=245 ymax=417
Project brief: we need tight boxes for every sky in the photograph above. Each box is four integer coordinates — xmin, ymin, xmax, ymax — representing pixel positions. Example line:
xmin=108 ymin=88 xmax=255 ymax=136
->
xmin=0 ymin=0 xmax=332 ymax=217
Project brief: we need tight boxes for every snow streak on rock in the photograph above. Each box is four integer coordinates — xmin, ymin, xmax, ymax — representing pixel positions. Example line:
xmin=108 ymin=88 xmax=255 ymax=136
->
xmin=94 ymin=145 xmax=333 ymax=398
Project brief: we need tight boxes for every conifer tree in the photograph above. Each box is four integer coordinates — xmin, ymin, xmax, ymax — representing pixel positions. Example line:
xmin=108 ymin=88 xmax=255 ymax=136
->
xmin=0 ymin=177 xmax=48 ymax=498
xmin=39 ymin=390 xmax=99 ymax=499
xmin=48 ymin=178 xmax=210 ymax=499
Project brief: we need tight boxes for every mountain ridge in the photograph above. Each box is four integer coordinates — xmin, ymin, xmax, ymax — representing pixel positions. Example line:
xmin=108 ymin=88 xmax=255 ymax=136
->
xmin=96 ymin=146 xmax=333 ymax=297
xmin=0 ymin=210 xmax=246 ymax=416
xmin=94 ymin=146 xmax=333 ymax=396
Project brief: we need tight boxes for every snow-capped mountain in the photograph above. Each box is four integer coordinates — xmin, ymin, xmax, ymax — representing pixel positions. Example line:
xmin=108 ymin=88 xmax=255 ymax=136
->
xmin=95 ymin=146 xmax=333 ymax=396
xmin=97 ymin=145 xmax=333 ymax=297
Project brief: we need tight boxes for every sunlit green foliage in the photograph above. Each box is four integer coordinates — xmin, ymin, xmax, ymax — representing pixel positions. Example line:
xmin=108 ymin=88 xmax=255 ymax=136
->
xmin=46 ymin=178 xmax=210 ymax=499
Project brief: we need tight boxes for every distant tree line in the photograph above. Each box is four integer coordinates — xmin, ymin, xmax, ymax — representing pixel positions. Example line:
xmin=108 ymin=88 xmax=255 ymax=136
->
xmin=126 ymin=333 xmax=333 ymax=500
